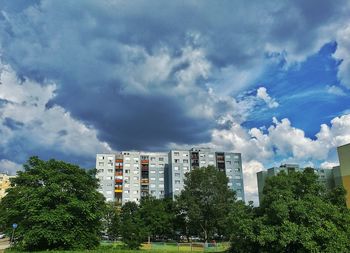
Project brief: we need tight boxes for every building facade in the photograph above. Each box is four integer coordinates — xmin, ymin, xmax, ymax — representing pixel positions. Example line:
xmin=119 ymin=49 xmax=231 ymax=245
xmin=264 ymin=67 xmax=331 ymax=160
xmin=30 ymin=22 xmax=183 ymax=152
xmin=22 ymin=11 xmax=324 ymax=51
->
xmin=96 ymin=148 xmax=245 ymax=204
xmin=0 ymin=173 xmax=15 ymax=200
xmin=337 ymin=143 xmax=350 ymax=207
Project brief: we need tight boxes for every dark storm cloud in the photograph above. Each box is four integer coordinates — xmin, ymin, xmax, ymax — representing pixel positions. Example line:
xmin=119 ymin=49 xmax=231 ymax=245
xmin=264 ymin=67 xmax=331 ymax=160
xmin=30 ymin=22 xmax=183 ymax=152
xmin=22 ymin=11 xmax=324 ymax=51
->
xmin=0 ymin=0 xmax=349 ymax=152
xmin=3 ymin=117 xmax=24 ymax=130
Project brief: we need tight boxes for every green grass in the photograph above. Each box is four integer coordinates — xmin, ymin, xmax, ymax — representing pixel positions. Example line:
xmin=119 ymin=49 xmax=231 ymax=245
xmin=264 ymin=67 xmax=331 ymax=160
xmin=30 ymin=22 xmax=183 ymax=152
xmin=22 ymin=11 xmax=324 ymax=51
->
xmin=4 ymin=241 xmax=229 ymax=253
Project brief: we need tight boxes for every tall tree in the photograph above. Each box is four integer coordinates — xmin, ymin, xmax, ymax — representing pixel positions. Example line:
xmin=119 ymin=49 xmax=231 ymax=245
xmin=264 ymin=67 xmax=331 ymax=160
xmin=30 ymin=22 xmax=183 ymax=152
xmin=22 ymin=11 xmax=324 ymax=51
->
xmin=230 ymin=169 xmax=350 ymax=253
xmin=103 ymin=202 xmax=120 ymax=241
xmin=0 ymin=156 xmax=106 ymax=251
xmin=139 ymin=196 xmax=175 ymax=240
xmin=120 ymin=201 xmax=147 ymax=249
xmin=176 ymin=166 xmax=237 ymax=242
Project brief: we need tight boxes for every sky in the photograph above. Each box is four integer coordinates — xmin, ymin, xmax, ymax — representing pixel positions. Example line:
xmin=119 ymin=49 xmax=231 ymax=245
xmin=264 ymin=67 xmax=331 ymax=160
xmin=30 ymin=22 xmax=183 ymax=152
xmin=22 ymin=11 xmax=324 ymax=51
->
xmin=0 ymin=0 xmax=350 ymax=204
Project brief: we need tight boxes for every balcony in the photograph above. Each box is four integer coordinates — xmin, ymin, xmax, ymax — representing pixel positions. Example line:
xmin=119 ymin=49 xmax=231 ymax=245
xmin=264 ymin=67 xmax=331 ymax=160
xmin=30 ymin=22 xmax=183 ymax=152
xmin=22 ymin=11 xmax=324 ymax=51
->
xmin=116 ymin=159 xmax=123 ymax=163
xmin=141 ymin=179 xmax=149 ymax=184
xmin=141 ymin=160 xmax=149 ymax=164
xmin=115 ymin=189 xmax=123 ymax=193
xmin=115 ymin=179 xmax=123 ymax=183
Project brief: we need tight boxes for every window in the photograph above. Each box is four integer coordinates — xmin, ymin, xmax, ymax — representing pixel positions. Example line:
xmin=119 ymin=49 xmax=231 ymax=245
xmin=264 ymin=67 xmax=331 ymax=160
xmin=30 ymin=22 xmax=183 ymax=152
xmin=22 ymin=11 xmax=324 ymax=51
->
xmin=234 ymin=175 xmax=241 ymax=179
xmin=159 ymin=178 xmax=164 ymax=181
xmin=125 ymin=163 xmax=130 ymax=167
xmin=150 ymin=157 xmax=156 ymax=161
xmin=200 ymin=161 xmax=206 ymax=164
xmin=105 ymin=176 xmax=113 ymax=180
xmin=106 ymin=191 xmax=112 ymax=194
xmin=226 ymin=161 xmax=232 ymax=165
xmin=159 ymin=157 xmax=164 ymax=161
xmin=150 ymin=184 xmax=156 ymax=188
xmin=124 ymin=190 xmax=129 ymax=194
xmin=150 ymin=170 xmax=156 ymax=174
xmin=226 ymin=155 xmax=231 ymax=158
xmin=159 ymin=170 xmax=164 ymax=174
xmin=98 ymin=162 xmax=104 ymax=166
xmin=174 ymin=159 xmax=180 ymax=163
xmin=133 ymin=176 xmax=139 ymax=180
xmin=183 ymin=167 xmax=188 ymax=171
xmin=159 ymin=184 xmax=164 ymax=188
xmin=174 ymin=166 xmax=179 ymax=171
xmin=125 ymin=169 xmax=130 ymax=173
xmin=183 ymin=153 xmax=188 ymax=157
xmin=97 ymin=169 xmax=104 ymax=173
xmin=228 ymin=183 xmax=232 ymax=186
xmin=133 ymin=171 xmax=139 ymax=174
xmin=209 ymin=161 xmax=215 ymax=165
xmin=174 ymin=152 xmax=179 ymax=156
xmin=125 ymin=157 xmax=130 ymax=161
xmin=99 ymin=156 xmax=104 ymax=160
xmin=175 ymin=180 xmax=181 ymax=184
xmin=183 ymin=159 xmax=188 ymax=163
xmin=175 ymin=173 xmax=180 ymax=177
xmin=150 ymin=164 xmax=156 ymax=167
xmin=236 ymin=182 xmax=242 ymax=186
xmin=209 ymin=154 xmax=214 ymax=158
xmin=151 ymin=190 xmax=156 ymax=194
xmin=133 ymin=158 xmax=139 ymax=161
xmin=160 ymin=190 xmax=164 ymax=195
xmin=150 ymin=177 xmax=156 ymax=181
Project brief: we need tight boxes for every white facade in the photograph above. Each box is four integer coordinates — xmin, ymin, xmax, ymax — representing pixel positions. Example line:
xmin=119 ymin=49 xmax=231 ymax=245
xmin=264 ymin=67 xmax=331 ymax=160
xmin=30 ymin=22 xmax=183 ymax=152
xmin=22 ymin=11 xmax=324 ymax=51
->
xmin=96 ymin=148 xmax=245 ymax=204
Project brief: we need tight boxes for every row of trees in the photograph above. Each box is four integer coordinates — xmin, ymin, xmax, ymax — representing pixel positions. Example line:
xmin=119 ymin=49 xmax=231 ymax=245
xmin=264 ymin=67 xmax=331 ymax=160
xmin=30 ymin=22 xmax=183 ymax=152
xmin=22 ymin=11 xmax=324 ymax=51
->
xmin=1 ymin=157 xmax=350 ymax=252
xmin=103 ymin=166 xmax=240 ymax=248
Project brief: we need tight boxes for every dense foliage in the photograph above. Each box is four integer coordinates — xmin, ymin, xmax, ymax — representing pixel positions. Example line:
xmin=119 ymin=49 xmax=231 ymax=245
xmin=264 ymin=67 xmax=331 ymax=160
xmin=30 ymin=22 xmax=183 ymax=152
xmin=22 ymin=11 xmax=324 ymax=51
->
xmin=176 ymin=166 xmax=239 ymax=242
xmin=230 ymin=168 xmax=350 ymax=253
xmin=119 ymin=202 xmax=147 ymax=249
xmin=0 ymin=157 xmax=106 ymax=251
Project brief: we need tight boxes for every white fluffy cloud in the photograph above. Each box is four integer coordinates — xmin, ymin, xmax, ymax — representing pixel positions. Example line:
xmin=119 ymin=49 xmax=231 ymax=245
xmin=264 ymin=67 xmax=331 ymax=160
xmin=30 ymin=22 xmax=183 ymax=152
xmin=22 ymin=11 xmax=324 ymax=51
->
xmin=0 ymin=159 xmax=22 ymax=175
xmin=335 ymin=25 xmax=350 ymax=88
xmin=256 ymin=87 xmax=279 ymax=108
xmin=0 ymin=63 xmax=112 ymax=170
xmin=210 ymin=114 xmax=350 ymax=204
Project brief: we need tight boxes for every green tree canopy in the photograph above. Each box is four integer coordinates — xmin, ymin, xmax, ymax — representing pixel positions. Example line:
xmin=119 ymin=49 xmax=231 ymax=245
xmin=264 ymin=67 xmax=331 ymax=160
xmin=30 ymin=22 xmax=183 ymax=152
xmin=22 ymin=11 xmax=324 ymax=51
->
xmin=120 ymin=201 xmax=147 ymax=249
xmin=103 ymin=202 xmax=120 ymax=241
xmin=230 ymin=169 xmax=350 ymax=253
xmin=176 ymin=166 xmax=237 ymax=242
xmin=139 ymin=196 xmax=175 ymax=240
xmin=0 ymin=156 xmax=106 ymax=251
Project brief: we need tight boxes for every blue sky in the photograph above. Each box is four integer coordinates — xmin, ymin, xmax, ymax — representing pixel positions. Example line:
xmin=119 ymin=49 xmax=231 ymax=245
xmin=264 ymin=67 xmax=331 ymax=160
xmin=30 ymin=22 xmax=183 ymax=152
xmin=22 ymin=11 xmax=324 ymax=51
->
xmin=0 ymin=0 xmax=350 ymax=203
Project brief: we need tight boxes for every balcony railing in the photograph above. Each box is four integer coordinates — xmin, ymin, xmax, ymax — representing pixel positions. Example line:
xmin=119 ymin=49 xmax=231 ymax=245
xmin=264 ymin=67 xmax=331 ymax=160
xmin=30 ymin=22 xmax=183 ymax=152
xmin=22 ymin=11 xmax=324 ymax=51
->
xmin=141 ymin=179 xmax=149 ymax=184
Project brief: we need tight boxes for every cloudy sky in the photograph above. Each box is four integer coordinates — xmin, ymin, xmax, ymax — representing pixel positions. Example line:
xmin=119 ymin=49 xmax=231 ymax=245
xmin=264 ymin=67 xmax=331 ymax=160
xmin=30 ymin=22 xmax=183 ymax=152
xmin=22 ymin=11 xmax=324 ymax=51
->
xmin=1 ymin=0 xmax=350 ymax=204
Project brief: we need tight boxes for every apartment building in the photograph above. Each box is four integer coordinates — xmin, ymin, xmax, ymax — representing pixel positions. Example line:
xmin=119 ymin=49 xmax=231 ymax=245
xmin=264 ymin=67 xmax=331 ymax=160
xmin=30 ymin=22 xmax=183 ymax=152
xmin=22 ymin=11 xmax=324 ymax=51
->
xmin=0 ymin=173 xmax=15 ymax=200
xmin=256 ymin=143 xmax=350 ymax=206
xmin=336 ymin=143 xmax=350 ymax=207
xmin=96 ymin=148 xmax=245 ymax=204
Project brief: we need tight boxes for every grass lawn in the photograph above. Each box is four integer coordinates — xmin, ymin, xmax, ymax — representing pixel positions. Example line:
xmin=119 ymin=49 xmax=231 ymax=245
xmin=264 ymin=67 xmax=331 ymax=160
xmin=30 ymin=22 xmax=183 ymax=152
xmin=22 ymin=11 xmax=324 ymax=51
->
xmin=4 ymin=241 xmax=229 ymax=253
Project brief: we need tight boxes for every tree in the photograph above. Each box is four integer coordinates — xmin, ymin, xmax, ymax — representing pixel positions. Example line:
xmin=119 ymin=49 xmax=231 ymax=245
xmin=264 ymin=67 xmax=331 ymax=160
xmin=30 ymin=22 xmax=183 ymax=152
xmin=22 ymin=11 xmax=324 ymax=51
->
xmin=120 ymin=202 xmax=147 ymax=249
xmin=230 ymin=169 xmax=350 ymax=253
xmin=139 ymin=196 xmax=175 ymax=240
xmin=103 ymin=202 xmax=120 ymax=241
xmin=176 ymin=166 xmax=237 ymax=242
xmin=0 ymin=156 xmax=106 ymax=251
